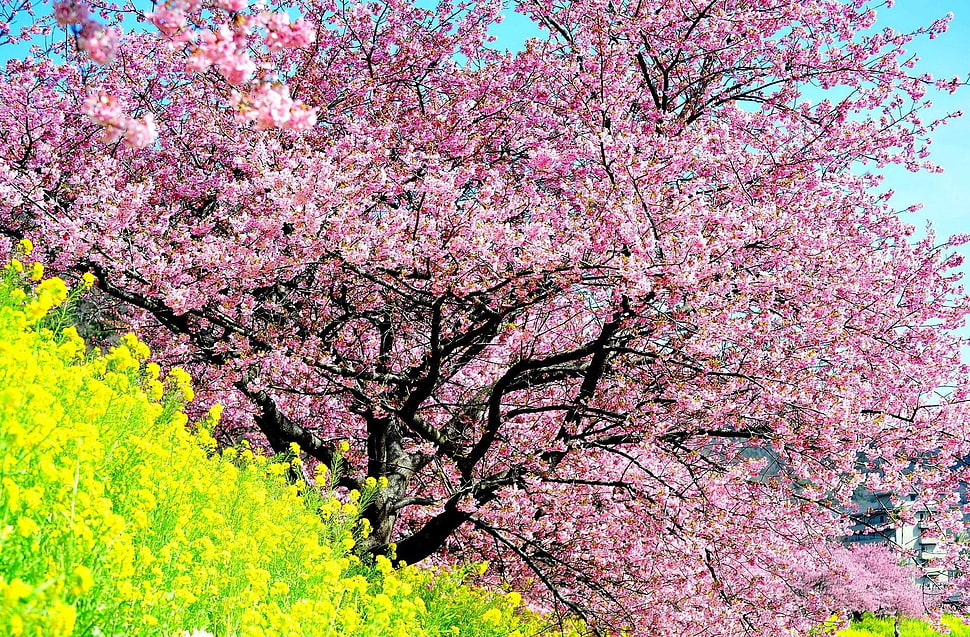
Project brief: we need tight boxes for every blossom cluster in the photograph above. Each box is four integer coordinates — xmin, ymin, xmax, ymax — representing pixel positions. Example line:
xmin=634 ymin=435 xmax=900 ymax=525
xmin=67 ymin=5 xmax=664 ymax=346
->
xmin=54 ymin=0 xmax=318 ymax=144
xmin=150 ymin=0 xmax=317 ymax=128
xmin=232 ymin=83 xmax=317 ymax=131
xmin=82 ymin=92 xmax=158 ymax=149
xmin=52 ymin=0 xmax=119 ymax=63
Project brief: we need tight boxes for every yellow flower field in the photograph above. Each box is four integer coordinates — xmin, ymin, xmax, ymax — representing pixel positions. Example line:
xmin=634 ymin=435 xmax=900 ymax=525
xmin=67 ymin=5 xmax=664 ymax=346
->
xmin=0 ymin=255 xmax=580 ymax=637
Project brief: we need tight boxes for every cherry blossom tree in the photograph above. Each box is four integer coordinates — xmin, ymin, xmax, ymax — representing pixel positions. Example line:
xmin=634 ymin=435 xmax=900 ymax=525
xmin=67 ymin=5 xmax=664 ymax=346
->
xmin=801 ymin=544 xmax=930 ymax=621
xmin=2 ymin=0 xmax=970 ymax=634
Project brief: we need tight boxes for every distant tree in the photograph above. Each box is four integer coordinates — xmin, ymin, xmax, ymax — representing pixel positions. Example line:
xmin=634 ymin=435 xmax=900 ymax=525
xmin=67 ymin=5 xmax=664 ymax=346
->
xmin=1 ymin=0 xmax=970 ymax=634
xmin=802 ymin=544 xmax=930 ymax=621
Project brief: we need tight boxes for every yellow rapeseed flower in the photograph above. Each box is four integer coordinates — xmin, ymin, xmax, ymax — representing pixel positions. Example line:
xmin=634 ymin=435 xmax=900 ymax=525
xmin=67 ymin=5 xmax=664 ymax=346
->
xmin=120 ymin=333 xmax=150 ymax=361
xmin=36 ymin=277 xmax=68 ymax=306
xmin=269 ymin=581 xmax=290 ymax=597
xmin=24 ymin=301 xmax=47 ymax=322
xmin=167 ymin=366 xmax=194 ymax=402
xmin=207 ymin=403 xmax=223 ymax=424
xmin=145 ymin=380 xmax=164 ymax=401
xmin=72 ymin=565 xmax=95 ymax=595
xmin=3 ymin=578 xmax=33 ymax=603
xmin=16 ymin=516 xmax=39 ymax=537
xmin=49 ymin=602 xmax=77 ymax=635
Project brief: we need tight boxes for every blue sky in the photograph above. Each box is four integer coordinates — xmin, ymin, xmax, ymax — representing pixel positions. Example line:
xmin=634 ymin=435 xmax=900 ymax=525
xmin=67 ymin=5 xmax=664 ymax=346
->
xmin=869 ymin=4 xmax=970 ymax=253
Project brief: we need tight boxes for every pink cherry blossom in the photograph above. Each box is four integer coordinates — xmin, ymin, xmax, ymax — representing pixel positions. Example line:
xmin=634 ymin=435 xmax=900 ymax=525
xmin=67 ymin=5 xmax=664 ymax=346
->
xmin=799 ymin=544 xmax=932 ymax=619
xmin=215 ymin=0 xmax=247 ymax=11
xmin=186 ymin=24 xmax=256 ymax=85
xmin=149 ymin=4 xmax=189 ymax=37
xmin=124 ymin=114 xmax=158 ymax=149
xmin=262 ymin=13 xmax=315 ymax=51
xmin=76 ymin=21 xmax=118 ymax=65
xmin=52 ymin=0 xmax=118 ymax=65
xmin=52 ymin=0 xmax=88 ymax=26
xmin=82 ymin=90 xmax=126 ymax=141
xmin=233 ymin=83 xmax=317 ymax=131
xmin=82 ymin=92 xmax=158 ymax=148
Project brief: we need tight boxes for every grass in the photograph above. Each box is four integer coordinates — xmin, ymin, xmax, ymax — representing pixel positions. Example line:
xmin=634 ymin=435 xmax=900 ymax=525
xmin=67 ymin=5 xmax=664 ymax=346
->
xmin=836 ymin=615 xmax=970 ymax=637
